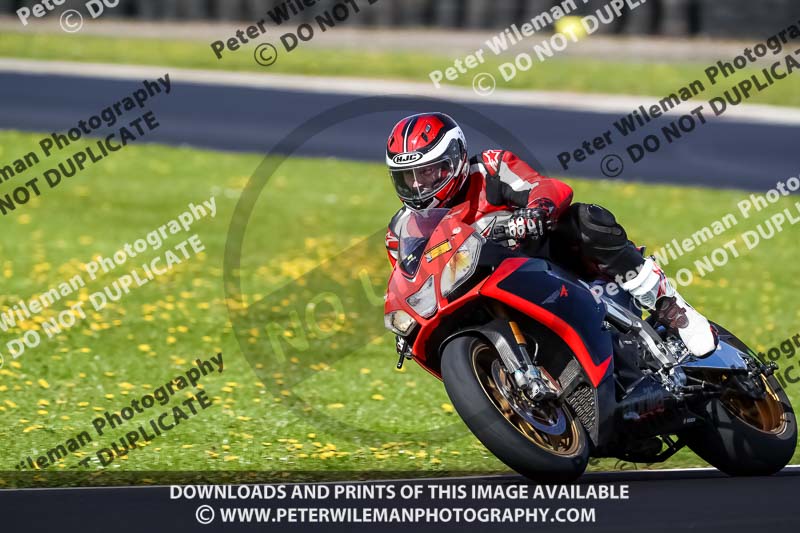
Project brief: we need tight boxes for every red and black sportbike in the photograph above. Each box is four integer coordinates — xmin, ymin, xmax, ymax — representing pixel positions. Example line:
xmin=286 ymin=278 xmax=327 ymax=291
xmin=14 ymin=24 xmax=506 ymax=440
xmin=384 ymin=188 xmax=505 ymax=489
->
xmin=384 ymin=204 xmax=797 ymax=481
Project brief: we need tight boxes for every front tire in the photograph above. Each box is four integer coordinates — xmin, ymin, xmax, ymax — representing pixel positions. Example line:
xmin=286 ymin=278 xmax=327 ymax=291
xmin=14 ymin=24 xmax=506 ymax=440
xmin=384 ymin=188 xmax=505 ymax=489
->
xmin=441 ymin=335 xmax=590 ymax=482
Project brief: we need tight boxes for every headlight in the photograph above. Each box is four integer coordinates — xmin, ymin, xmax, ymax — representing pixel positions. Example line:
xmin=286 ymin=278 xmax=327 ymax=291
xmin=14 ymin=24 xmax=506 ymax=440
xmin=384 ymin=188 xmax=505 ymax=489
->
xmin=440 ymin=234 xmax=482 ymax=297
xmin=384 ymin=309 xmax=416 ymax=336
xmin=406 ymin=275 xmax=437 ymax=318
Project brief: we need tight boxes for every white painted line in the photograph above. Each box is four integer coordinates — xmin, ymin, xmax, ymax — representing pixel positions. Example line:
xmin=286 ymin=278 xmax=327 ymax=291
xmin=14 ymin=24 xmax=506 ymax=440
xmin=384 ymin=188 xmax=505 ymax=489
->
xmin=2 ymin=58 xmax=800 ymax=126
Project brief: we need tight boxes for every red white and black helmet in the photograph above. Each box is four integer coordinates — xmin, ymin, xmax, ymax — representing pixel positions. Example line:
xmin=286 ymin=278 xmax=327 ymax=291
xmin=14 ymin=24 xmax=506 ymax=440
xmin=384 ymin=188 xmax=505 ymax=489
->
xmin=386 ymin=112 xmax=469 ymax=210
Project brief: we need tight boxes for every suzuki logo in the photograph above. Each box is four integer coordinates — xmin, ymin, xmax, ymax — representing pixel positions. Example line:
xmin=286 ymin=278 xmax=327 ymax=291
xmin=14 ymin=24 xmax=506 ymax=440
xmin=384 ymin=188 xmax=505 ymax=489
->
xmin=393 ymin=152 xmax=423 ymax=165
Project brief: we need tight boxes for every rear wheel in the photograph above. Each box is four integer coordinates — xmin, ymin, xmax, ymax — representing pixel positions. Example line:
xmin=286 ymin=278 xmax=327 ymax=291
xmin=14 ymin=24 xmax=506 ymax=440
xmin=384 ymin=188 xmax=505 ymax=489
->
xmin=682 ymin=327 xmax=797 ymax=476
xmin=441 ymin=335 xmax=589 ymax=482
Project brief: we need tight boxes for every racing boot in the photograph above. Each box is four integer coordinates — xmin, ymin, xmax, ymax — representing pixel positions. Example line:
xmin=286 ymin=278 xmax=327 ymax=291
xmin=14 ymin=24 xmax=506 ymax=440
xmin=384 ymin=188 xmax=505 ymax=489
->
xmin=622 ymin=257 xmax=718 ymax=357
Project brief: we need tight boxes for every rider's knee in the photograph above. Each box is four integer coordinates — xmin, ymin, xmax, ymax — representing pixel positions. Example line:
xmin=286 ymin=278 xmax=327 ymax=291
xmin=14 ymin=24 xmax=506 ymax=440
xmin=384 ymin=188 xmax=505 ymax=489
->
xmin=575 ymin=203 xmax=628 ymax=250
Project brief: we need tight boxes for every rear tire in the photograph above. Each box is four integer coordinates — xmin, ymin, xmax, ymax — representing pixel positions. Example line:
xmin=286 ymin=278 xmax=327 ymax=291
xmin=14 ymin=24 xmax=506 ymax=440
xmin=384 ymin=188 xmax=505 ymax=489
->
xmin=682 ymin=326 xmax=797 ymax=476
xmin=441 ymin=335 xmax=590 ymax=482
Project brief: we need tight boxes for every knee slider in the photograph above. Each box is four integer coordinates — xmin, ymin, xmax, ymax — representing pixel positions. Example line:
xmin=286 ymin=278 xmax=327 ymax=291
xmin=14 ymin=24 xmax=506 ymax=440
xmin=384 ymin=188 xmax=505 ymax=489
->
xmin=577 ymin=203 xmax=628 ymax=249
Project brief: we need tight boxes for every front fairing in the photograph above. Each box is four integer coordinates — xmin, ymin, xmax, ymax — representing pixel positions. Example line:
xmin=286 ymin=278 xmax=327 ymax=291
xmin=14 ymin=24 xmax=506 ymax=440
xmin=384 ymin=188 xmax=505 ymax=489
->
xmin=384 ymin=206 xmax=477 ymax=330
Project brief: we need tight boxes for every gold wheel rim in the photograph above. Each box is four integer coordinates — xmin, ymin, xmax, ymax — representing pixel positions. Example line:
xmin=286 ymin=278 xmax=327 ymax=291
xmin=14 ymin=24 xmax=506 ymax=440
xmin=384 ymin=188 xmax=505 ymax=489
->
xmin=471 ymin=343 xmax=581 ymax=457
xmin=722 ymin=376 xmax=787 ymax=434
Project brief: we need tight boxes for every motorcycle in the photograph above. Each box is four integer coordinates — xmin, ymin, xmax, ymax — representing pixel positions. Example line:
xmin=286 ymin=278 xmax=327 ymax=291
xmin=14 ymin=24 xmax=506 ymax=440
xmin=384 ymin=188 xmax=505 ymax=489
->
xmin=383 ymin=204 xmax=797 ymax=481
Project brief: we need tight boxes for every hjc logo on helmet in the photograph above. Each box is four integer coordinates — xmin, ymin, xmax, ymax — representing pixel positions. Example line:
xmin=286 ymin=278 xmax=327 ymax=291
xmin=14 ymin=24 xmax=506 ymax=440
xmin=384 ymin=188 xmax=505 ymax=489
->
xmin=393 ymin=152 xmax=423 ymax=165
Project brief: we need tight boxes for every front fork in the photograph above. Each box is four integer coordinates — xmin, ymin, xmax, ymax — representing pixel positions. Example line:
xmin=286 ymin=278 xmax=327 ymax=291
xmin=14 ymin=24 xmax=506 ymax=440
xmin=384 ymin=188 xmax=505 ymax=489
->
xmin=507 ymin=320 xmax=561 ymax=401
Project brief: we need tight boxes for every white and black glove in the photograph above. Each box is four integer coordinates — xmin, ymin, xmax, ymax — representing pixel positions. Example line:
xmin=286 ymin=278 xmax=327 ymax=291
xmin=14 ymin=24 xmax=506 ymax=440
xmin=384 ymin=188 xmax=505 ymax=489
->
xmin=506 ymin=207 xmax=552 ymax=242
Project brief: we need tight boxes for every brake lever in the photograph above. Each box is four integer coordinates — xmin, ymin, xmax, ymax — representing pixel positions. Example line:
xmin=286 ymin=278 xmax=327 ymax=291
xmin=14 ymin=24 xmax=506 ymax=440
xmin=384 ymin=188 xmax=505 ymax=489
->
xmin=491 ymin=224 xmax=512 ymax=243
xmin=395 ymin=336 xmax=413 ymax=369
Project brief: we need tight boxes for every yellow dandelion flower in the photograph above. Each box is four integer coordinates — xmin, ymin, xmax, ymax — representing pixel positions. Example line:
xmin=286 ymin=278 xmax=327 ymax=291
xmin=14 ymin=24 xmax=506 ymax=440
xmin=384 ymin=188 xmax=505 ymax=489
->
xmin=37 ymin=379 xmax=50 ymax=389
xmin=371 ymin=394 xmax=385 ymax=401
xmin=138 ymin=344 xmax=151 ymax=352
xmin=441 ymin=403 xmax=454 ymax=413
xmin=327 ymin=403 xmax=345 ymax=409
xmin=360 ymin=368 xmax=371 ymax=375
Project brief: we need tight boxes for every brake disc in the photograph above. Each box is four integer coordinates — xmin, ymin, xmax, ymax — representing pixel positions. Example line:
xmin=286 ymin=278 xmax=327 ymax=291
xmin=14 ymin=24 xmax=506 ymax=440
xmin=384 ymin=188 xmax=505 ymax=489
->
xmin=491 ymin=360 xmax=566 ymax=435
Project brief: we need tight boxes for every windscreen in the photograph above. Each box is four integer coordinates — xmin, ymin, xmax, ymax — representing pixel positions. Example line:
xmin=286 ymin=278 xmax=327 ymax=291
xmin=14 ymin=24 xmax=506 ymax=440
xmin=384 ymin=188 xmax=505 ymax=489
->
xmin=396 ymin=208 xmax=450 ymax=277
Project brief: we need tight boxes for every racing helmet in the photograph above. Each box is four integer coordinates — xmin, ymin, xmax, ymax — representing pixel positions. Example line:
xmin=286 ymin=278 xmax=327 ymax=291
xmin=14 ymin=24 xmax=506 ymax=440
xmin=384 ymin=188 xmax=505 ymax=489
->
xmin=386 ymin=112 xmax=469 ymax=210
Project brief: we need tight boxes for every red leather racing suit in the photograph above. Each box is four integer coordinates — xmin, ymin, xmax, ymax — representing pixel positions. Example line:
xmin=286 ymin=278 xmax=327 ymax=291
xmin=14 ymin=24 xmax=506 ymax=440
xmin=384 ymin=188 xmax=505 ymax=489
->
xmin=385 ymin=149 xmax=573 ymax=267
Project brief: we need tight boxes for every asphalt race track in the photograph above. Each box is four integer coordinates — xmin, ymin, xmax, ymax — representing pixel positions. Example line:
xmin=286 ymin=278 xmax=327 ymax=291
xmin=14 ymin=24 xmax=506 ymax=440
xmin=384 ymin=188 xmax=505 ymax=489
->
xmin=1 ymin=70 xmax=799 ymax=191
xmin=1 ymin=468 xmax=799 ymax=532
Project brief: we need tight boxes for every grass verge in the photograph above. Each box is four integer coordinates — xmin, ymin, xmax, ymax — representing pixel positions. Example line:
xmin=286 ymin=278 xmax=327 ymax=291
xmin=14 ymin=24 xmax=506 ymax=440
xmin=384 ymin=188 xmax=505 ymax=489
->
xmin=0 ymin=130 xmax=798 ymax=484
xmin=2 ymin=31 xmax=800 ymax=107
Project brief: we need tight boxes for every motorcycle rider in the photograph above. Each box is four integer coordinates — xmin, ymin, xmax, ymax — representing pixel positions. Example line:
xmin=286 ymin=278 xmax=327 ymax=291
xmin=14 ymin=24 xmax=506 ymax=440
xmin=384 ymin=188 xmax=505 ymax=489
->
xmin=384 ymin=112 xmax=717 ymax=357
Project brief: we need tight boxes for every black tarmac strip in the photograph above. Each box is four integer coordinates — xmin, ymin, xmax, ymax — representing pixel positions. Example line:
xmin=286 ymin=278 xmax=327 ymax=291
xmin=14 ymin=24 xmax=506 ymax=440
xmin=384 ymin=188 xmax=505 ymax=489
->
xmin=0 ymin=467 xmax=798 ymax=532
xmin=1 ymin=71 xmax=798 ymax=190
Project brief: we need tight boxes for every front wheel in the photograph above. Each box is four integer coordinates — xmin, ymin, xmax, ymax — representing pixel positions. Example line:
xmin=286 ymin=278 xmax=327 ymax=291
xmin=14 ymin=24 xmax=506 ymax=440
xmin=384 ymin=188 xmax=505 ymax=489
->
xmin=441 ymin=336 xmax=590 ymax=482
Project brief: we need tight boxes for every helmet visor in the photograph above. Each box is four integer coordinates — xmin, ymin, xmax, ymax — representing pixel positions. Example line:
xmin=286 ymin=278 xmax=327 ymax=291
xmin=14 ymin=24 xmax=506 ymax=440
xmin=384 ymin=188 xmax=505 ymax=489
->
xmin=390 ymin=159 xmax=455 ymax=202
